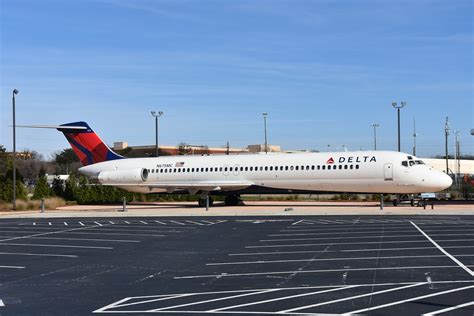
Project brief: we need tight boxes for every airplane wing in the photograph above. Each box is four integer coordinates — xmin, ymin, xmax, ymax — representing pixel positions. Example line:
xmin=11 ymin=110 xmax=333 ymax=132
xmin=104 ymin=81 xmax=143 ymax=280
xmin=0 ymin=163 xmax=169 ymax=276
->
xmin=104 ymin=180 xmax=254 ymax=195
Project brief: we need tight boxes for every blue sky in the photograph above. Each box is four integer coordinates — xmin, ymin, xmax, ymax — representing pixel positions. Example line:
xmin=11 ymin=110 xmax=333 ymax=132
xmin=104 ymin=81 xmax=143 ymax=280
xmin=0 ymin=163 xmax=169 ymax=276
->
xmin=1 ymin=0 xmax=472 ymax=159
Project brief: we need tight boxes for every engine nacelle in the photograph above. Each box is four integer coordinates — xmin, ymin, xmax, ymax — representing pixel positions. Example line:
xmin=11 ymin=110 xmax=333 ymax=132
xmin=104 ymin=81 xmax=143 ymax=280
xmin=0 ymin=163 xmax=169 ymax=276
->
xmin=98 ymin=168 xmax=148 ymax=184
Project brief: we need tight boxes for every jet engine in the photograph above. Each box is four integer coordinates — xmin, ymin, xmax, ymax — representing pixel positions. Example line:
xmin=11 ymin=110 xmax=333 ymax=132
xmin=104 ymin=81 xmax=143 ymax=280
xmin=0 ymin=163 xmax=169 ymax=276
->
xmin=98 ymin=168 xmax=148 ymax=184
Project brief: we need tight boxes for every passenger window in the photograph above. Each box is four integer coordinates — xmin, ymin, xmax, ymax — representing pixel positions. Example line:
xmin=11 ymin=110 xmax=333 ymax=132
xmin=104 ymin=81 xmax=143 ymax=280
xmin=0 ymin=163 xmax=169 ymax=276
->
xmin=285 ymin=166 xmax=289 ymax=171
xmin=265 ymin=166 xmax=268 ymax=171
xmin=339 ymin=165 xmax=343 ymax=170
xmin=201 ymin=168 xmax=204 ymax=172
xmin=350 ymin=165 xmax=353 ymax=169
xmin=311 ymin=165 xmax=315 ymax=170
xmin=290 ymin=166 xmax=294 ymax=170
xmin=230 ymin=167 xmax=233 ymax=172
xmin=295 ymin=166 xmax=299 ymax=171
xmin=344 ymin=165 xmax=348 ymax=170
xmin=322 ymin=165 xmax=326 ymax=170
xmin=224 ymin=167 xmax=228 ymax=172
xmin=317 ymin=165 xmax=321 ymax=170
xmin=240 ymin=167 xmax=243 ymax=171
xmin=269 ymin=166 xmax=273 ymax=171
xmin=355 ymin=165 xmax=360 ymax=169
xmin=260 ymin=166 xmax=263 ymax=171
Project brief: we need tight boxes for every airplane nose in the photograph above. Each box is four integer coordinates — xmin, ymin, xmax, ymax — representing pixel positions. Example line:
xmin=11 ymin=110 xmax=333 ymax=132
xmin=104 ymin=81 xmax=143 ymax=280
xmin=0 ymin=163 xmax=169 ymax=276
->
xmin=432 ymin=172 xmax=453 ymax=191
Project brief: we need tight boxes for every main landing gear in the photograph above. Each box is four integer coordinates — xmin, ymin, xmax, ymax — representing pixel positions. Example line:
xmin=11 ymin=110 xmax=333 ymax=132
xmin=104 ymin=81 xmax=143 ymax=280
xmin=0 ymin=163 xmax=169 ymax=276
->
xmin=224 ymin=194 xmax=244 ymax=206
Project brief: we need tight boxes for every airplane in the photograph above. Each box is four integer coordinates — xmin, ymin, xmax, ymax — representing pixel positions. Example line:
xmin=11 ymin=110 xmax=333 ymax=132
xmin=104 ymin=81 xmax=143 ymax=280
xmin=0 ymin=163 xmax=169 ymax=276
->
xmin=34 ymin=121 xmax=450 ymax=207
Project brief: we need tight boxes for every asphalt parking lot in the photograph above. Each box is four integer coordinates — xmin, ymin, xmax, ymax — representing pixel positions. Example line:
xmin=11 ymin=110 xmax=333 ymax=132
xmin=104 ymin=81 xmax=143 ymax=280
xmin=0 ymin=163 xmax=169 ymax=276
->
xmin=0 ymin=216 xmax=474 ymax=315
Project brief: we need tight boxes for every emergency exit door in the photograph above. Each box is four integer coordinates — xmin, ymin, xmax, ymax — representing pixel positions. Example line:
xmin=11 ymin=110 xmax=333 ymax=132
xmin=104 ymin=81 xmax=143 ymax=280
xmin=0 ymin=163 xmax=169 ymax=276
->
xmin=384 ymin=163 xmax=393 ymax=180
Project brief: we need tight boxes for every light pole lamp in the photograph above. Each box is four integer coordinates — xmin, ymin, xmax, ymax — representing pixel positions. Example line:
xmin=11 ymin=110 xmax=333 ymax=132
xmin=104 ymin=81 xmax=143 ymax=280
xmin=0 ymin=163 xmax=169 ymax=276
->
xmin=392 ymin=101 xmax=406 ymax=152
xmin=370 ymin=123 xmax=379 ymax=150
xmin=150 ymin=111 xmax=164 ymax=157
xmin=12 ymin=89 xmax=19 ymax=210
xmin=262 ymin=112 xmax=268 ymax=153
xmin=444 ymin=116 xmax=450 ymax=174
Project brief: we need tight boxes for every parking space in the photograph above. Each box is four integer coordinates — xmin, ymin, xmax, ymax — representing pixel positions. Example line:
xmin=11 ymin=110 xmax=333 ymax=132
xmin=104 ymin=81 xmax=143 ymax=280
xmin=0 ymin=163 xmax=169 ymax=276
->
xmin=1 ymin=216 xmax=473 ymax=315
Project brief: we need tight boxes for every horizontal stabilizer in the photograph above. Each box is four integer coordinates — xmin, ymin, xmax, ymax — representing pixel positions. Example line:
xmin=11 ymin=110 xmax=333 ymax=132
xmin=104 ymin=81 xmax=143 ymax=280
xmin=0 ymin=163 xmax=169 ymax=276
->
xmin=15 ymin=125 xmax=87 ymax=130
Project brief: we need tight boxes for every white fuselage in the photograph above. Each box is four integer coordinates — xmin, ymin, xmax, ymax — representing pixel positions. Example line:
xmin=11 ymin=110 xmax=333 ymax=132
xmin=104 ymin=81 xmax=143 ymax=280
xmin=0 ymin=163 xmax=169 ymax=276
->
xmin=78 ymin=151 xmax=452 ymax=195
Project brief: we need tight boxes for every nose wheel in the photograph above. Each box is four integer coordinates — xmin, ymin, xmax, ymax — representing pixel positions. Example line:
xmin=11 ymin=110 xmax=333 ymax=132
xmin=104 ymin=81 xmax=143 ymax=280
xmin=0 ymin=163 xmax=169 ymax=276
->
xmin=198 ymin=196 xmax=213 ymax=208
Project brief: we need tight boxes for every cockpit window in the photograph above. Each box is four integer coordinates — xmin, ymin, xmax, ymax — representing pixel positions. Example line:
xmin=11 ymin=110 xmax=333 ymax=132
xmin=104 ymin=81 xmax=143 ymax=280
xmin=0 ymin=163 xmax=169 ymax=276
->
xmin=415 ymin=160 xmax=425 ymax=165
xmin=402 ymin=161 xmax=408 ymax=167
xmin=407 ymin=156 xmax=413 ymax=160
xmin=409 ymin=161 xmax=415 ymax=166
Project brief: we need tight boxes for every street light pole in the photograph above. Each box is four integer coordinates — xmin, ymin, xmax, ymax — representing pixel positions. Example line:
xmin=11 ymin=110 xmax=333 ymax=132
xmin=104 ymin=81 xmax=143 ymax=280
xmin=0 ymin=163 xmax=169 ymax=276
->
xmin=150 ymin=111 xmax=164 ymax=157
xmin=392 ymin=102 xmax=406 ymax=152
xmin=12 ymin=89 xmax=19 ymax=210
xmin=413 ymin=117 xmax=417 ymax=156
xmin=370 ymin=123 xmax=379 ymax=150
xmin=444 ymin=116 xmax=450 ymax=174
xmin=262 ymin=112 xmax=268 ymax=154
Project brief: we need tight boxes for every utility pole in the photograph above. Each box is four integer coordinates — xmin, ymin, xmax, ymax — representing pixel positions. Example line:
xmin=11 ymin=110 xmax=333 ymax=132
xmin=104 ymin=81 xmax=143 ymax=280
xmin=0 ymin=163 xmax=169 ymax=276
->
xmin=12 ymin=89 xmax=19 ymax=210
xmin=262 ymin=112 xmax=268 ymax=154
xmin=392 ymin=102 xmax=406 ymax=152
xmin=444 ymin=116 xmax=450 ymax=174
xmin=413 ymin=117 xmax=417 ymax=156
xmin=370 ymin=123 xmax=379 ymax=150
xmin=454 ymin=131 xmax=461 ymax=189
xmin=150 ymin=111 xmax=164 ymax=157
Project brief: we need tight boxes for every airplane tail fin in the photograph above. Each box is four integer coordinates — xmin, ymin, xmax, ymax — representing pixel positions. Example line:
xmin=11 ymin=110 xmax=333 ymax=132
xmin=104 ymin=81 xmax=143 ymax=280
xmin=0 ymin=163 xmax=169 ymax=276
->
xmin=57 ymin=122 xmax=124 ymax=166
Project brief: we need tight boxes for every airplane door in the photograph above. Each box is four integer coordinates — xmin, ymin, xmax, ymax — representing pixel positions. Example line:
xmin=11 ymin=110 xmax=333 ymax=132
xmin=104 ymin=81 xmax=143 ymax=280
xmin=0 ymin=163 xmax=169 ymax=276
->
xmin=384 ymin=163 xmax=393 ymax=181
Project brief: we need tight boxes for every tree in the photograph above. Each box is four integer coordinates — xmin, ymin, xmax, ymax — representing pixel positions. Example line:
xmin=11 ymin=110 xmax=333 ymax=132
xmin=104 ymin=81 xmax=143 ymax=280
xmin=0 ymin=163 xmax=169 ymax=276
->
xmin=178 ymin=142 xmax=192 ymax=155
xmin=53 ymin=148 xmax=81 ymax=174
xmin=0 ymin=145 xmax=27 ymax=202
xmin=32 ymin=175 xmax=51 ymax=200
xmin=54 ymin=148 xmax=79 ymax=165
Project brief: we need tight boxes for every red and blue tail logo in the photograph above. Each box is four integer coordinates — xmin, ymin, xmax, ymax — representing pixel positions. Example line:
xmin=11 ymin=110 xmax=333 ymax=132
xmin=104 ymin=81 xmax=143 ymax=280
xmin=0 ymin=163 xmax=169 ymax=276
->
xmin=57 ymin=122 xmax=123 ymax=166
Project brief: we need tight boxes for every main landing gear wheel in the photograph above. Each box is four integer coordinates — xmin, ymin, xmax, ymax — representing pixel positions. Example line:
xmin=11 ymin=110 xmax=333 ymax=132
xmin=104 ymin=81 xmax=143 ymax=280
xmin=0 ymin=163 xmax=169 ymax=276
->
xmin=198 ymin=197 xmax=213 ymax=207
xmin=225 ymin=195 xmax=244 ymax=206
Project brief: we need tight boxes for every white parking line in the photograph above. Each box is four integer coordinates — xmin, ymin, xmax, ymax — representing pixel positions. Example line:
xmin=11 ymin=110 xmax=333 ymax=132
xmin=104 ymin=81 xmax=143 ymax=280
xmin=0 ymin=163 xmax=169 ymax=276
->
xmin=174 ymin=265 xmax=464 ymax=279
xmin=170 ymin=221 xmax=186 ymax=226
xmin=140 ymin=221 xmax=148 ymax=225
xmin=152 ymin=289 xmax=278 ymax=311
xmin=27 ymin=236 xmax=140 ymax=243
xmin=0 ymin=229 xmax=165 ymax=237
xmin=93 ymin=221 xmax=103 ymax=226
xmin=423 ymin=301 xmax=474 ymax=315
xmin=0 ymin=265 xmax=26 ymax=269
xmin=229 ymin=245 xmax=474 ymax=256
xmin=0 ymin=243 xmax=113 ymax=249
xmin=291 ymin=220 xmax=305 ymax=226
xmin=154 ymin=221 xmax=167 ymax=225
xmin=0 ymin=251 xmax=77 ymax=258
xmin=207 ymin=254 xmax=474 ymax=266
xmin=343 ymin=285 xmax=474 ymax=315
xmin=0 ymin=299 xmax=4 ymax=307
xmin=245 ymin=239 xmax=474 ymax=249
xmin=0 ymin=224 xmax=109 ymax=242
xmin=411 ymin=221 xmax=474 ymax=277
xmin=272 ymin=230 xmax=415 ymax=236
xmin=262 ymin=233 xmax=474 ymax=242
xmin=63 ymin=222 xmax=68 ymax=226
xmin=79 ymin=222 xmax=85 ymax=226
xmin=280 ymin=282 xmax=426 ymax=313
xmin=186 ymin=221 xmax=204 ymax=226
xmin=209 ymin=286 xmax=357 ymax=312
